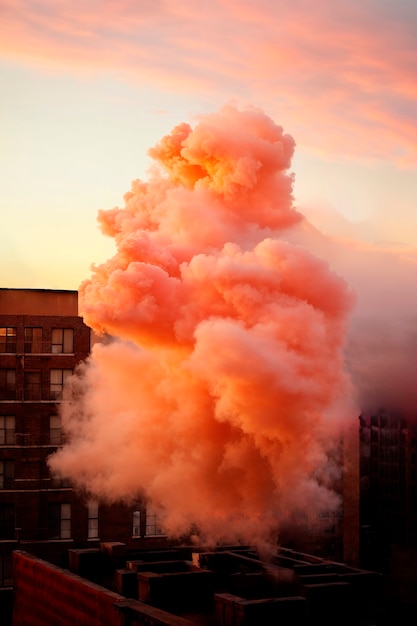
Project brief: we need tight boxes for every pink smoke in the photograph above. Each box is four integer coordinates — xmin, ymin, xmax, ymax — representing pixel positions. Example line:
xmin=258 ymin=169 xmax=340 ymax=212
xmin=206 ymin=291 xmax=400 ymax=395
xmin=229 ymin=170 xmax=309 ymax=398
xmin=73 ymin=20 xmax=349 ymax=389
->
xmin=285 ymin=220 xmax=417 ymax=420
xmin=49 ymin=105 xmax=358 ymax=548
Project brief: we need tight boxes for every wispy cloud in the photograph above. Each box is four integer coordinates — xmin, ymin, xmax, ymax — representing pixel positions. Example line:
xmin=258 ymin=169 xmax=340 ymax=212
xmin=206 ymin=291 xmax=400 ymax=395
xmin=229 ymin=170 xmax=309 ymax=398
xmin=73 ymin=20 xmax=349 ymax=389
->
xmin=2 ymin=0 xmax=417 ymax=162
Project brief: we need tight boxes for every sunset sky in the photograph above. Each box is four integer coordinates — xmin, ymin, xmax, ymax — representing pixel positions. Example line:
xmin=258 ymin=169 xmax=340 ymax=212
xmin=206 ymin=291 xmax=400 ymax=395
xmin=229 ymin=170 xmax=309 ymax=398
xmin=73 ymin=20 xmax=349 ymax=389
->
xmin=1 ymin=0 xmax=417 ymax=290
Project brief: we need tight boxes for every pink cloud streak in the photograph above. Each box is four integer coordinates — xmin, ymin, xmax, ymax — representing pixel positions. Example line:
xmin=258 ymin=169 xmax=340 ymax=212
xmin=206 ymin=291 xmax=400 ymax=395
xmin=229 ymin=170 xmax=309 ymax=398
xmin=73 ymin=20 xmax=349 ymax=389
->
xmin=2 ymin=0 xmax=417 ymax=162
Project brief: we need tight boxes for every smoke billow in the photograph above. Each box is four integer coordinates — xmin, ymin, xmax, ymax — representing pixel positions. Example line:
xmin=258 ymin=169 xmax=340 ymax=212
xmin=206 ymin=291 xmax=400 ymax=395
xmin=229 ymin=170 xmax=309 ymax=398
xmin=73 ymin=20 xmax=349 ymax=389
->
xmin=286 ymin=221 xmax=417 ymax=420
xmin=49 ymin=105 xmax=358 ymax=548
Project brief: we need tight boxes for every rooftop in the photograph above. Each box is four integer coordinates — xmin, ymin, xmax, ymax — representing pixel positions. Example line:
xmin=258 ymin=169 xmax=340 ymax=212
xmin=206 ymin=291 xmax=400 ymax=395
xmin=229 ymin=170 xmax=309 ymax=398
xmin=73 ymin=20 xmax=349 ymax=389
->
xmin=13 ymin=543 xmax=386 ymax=626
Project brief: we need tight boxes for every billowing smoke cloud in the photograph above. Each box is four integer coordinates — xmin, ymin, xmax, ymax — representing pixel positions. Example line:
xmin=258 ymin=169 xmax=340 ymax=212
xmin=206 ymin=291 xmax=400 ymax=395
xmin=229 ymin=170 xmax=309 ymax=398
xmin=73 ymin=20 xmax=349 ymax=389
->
xmin=49 ymin=105 xmax=358 ymax=548
xmin=285 ymin=222 xmax=417 ymax=419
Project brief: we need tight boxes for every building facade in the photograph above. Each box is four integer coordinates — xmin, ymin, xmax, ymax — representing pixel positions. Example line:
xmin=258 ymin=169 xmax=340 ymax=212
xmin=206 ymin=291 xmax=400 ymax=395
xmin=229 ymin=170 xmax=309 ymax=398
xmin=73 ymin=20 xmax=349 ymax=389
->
xmin=12 ymin=545 xmax=384 ymax=626
xmin=360 ymin=409 xmax=417 ymax=568
xmin=0 ymin=288 xmax=165 ymax=593
xmin=1 ymin=288 xmax=363 ymax=596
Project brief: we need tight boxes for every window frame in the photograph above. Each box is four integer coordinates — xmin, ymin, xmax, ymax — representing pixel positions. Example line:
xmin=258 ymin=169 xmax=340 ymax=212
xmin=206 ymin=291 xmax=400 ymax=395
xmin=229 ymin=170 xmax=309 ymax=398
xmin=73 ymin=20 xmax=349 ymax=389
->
xmin=0 ymin=416 xmax=15 ymax=445
xmin=51 ymin=328 xmax=74 ymax=354
xmin=24 ymin=370 xmax=42 ymax=401
xmin=24 ymin=327 xmax=43 ymax=353
xmin=49 ymin=415 xmax=62 ymax=445
xmin=50 ymin=369 xmax=73 ymax=401
xmin=0 ymin=369 xmax=16 ymax=401
xmin=0 ymin=327 xmax=17 ymax=353
xmin=132 ymin=510 xmax=141 ymax=537
xmin=0 ymin=460 xmax=15 ymax=490
xmin=87 ymin=501 xmax=99 ymax=539
xmin=145 ymin=506 xmax=165 ymax=537
xmin=48 ymin=503 xmax=71 ymax=539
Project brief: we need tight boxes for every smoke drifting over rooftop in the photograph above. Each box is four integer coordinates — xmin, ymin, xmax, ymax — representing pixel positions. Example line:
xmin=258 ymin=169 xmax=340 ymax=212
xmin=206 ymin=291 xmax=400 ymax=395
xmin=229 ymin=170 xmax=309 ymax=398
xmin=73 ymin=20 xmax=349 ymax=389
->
xmin=49 ymin=105 xmax=359 ymax=548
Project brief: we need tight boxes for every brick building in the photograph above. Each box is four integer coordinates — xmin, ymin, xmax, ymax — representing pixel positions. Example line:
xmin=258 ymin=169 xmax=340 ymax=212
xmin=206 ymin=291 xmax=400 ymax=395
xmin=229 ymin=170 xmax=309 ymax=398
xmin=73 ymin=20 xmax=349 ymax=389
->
xmin=0 ymin=288 xmax=166 ymax=616
xmin=359 ymin=410 xmax=417 ymax=578
xmin=12 ymin=544 xmax=384 ymax=626
xmin=1 ymin=287 xmax=366 ymax=623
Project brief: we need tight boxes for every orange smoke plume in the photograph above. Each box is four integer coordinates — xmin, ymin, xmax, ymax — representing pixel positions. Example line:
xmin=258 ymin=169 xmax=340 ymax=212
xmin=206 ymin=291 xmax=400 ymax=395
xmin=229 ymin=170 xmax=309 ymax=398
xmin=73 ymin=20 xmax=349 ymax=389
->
xmin=49 ymin=105 xmax=357 ymax=548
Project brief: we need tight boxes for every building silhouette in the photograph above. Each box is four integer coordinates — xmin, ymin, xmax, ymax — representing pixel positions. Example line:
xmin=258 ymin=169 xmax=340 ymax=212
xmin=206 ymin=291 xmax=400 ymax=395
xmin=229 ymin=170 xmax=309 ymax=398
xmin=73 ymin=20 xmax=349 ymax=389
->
xmin=12 ymin=544 xmax=383 ymax=626
xmin=0 ymin=288 xmax=166 ymax=622
xmin=359 ymin=409 xmax=417 ymax=607
xmin=360 ymin=410 xmax=417 ymax=549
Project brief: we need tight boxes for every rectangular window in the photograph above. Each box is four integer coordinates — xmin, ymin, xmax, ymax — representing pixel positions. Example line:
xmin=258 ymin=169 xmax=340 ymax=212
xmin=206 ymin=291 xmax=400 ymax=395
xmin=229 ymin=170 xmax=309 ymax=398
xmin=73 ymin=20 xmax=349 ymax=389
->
xmin=0 ymin=554 xmax=13 ymax=587
xmin=0 ymin=327 xmax=17 ymax=353
xmin=50 ymin=415 xmax=62 ymax=445
xmin=87 ymin=501 xmax=99 ymax=539
xmin=0 ymin=504 xmax=15 ymax=540
xmin=50 ymin=369 xmax=72 ymax=401
xmin=24 ymin=327 xmax=43 ymax=353
xmin=0 ymin=460 xmax=14 ymax=489
xmin=24 ymin=371 xmax=41 ymax=401
xmin=48 ymin=503 xmax=61 ymax=539
xmin=132 ymin=510 xmax=141 ymax=537
xmin=48 ymin=503 xmax=71 ymax=539
xmin=50 ymin=474 xmax=71 ymax=489
xmin=0 ymin=370 xmax=16 ymax=401
xmin=0 ymin=416 xmax=15 ymax=445
xmin=52 ymin=329 xmax=74 ymax=354
xmin=145 ymin=507 xmax=165 ymax=537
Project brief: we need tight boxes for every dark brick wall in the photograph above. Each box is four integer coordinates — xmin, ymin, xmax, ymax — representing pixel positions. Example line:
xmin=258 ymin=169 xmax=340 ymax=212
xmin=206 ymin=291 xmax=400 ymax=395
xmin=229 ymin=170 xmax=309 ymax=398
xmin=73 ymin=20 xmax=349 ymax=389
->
xmin=1 ymin=291 xmax=162 ymax=586
xmin=12 ymin=551 xmax=195 ymax=626
xmin=0 ymin=313 xmax=91 ymax=403
xmin=0 ymin=289 xmax=78 ymax=316
xmin=1 ymin=299 xmax=94 ymax=574
xmin=13 ymin=550 xmax=124 ymax=626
